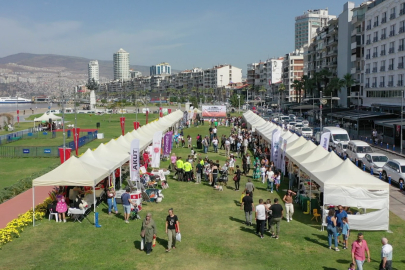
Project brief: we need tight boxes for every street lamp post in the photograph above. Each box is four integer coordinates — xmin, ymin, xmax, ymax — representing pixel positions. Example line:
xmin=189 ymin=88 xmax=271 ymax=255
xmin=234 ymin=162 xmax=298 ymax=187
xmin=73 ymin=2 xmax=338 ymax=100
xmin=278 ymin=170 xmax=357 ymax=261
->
xmin=320 ymin=91 xmax=323 ymax=131
xmin=238 ymin=95 xmax=240 ymax=114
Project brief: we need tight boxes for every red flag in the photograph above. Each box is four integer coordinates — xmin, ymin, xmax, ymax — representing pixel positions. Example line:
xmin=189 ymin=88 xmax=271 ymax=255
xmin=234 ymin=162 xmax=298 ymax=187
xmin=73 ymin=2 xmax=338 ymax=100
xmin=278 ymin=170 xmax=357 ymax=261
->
xmin=73 ymin=127 xmax=81 ymax=156
xmin=159 ymin=107 xmax=163 ymax=118
xmin=146 ymin=111 xmax=149 ymax=124
xmin=120 ymin=117 xmax=125 ymax=136
xmin=58 ymin=148 xmax=72 ymax=164
xmin=168 ymin=108 xmax=172 ymax=114
xmin=133 ymin=121 xmax=140 ymax=130
xmin=17 ymin=110 xmax=19 ymax=123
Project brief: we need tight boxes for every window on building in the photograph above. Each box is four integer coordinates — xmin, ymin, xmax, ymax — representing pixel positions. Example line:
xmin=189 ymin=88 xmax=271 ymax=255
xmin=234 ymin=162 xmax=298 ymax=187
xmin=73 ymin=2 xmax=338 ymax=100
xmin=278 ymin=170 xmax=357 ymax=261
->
xmin=399 ymin=56 xmax=404 ymax=69
xmin=366 ymin=77 xmax=370 ymax=88
xmin=366 ymin=49 xmax=371 ymax=59
xmin=367 ymin=19 xmax=372 ymax=29
xmin=372 ymin=77 xmax=377 ymax=87
xmin=390 ymin=7 xmax=396 ymax=19
xmin=373 ymin=31 xmax=378 ymax=42
xmin=401 ymin=3 xmax=405 ymax=15
xmin=381 ymin=44 xmax=386 ymax=55
xmin=373 ymin=46 xmax=378 ymax=57
xmin=374 ymin=16 xmax=379 ymax=27
xmin=373 ymin=62 xmax=378 ymax=73
xmin=390 ymin=24 xmax=396 ymax=36
xmin=398 ymin=74 xmax=403 ymax=86
xmin=381 ymin=60 xmax=386 ymax=71
xmin=389 ymin=41 xmax=395 ymax=53
xmin=400 ymin=38 xmax=405 ymax=51
xmin=381 ymin=28 xmax=387 ymax=40
xmin=380 ymin=76 xmax=385 ymax=87
xmin=388 ymin=75 xmax=394 ymax=86
xmin=382 ymin=12 xmax=387 ymax=23
xmin=389 ymin=58 xmax=395 ymax=70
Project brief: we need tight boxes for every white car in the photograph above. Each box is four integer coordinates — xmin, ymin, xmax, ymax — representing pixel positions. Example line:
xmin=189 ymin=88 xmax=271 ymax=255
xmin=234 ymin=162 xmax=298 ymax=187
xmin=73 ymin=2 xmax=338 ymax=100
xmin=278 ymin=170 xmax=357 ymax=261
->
xmin=335 ymin=142 xmax=348 ymax=157
xmin=294 ymin=123 xmax=303 ymax=132
xmin=382 ymin=159 xmax=405 ymax=184
xmin=361 ymin=153 xmax=389 ymax=174
xmin=288 ymin=114 xmax=296 ymax=121
xmin=299 ymin=127 xmax=313 ymax=137
xmin=302 ymin=120 xmax=309 ymax=127
xmin=287 ymin=122 xmax=297 ymax=130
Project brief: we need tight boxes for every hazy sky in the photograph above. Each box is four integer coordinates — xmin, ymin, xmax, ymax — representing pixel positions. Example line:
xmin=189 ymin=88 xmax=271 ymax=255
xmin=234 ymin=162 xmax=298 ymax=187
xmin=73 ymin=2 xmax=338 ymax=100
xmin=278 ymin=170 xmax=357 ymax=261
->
xmin=0 ymin=0 xmax=363 ymax=72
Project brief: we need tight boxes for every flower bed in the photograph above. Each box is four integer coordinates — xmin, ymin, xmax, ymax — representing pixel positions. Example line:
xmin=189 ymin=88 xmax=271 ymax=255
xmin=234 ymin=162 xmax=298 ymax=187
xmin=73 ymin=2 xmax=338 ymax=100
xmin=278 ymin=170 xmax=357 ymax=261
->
xmin=0 ymin=197 xmax=51 ymax=248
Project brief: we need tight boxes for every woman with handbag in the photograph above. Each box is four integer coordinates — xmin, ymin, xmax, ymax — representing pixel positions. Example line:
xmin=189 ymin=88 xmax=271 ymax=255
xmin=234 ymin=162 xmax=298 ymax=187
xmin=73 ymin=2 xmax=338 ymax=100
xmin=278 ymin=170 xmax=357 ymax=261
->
xmin=234 ymin=165 xmax=242 ymax=191
xmin=140 ymin=213 xmax=157 ymax=255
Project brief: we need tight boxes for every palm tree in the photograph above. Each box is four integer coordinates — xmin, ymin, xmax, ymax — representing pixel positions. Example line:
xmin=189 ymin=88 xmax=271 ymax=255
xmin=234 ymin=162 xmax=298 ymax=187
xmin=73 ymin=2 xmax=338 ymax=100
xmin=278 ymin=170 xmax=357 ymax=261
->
xmin=326 ymin=77 xmax=345 ymax=109
xmin=342 ymin=73 xmax=356 ymax=107
xmin=291 ymin=80 xmax=303 ymax=103
xmin=278 ymin=83 xmax=286 ymax=111
xmin=300 ymin=75 xmax=313 ymax=100
xmin=258 ymin=86 xmax=266 ymax=102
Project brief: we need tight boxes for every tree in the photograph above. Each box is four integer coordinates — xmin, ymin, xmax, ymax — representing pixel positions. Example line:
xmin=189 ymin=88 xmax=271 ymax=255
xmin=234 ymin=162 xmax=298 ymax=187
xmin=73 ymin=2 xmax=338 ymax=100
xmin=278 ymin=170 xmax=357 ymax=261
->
xmin=278 ymin=83 xmax=286 ymax=110
xmin=342 ymin=73 xmax=356 ymax=107
xmin=326 ymin=77 xmax=345 ymax=109
xmin=258 ymin=86 xmax=266 ymax=101
xmin=291 ymin=80 xmax=303 ymax=103
xmin=300 ymin=75 xmax=314 ymax=100
xmin=229 ymin=93 xmax=245 ymax=108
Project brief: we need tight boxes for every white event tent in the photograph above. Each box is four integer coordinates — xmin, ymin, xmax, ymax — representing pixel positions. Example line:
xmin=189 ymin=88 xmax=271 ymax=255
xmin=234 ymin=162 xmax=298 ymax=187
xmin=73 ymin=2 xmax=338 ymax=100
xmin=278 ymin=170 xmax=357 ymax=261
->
xmin=243 ymin=110 xmax=390 ymax=231
xmin=32 ymin=109 xmax=184 ymax=226
xmin=34 ymin=112 xmax=62 ymax=122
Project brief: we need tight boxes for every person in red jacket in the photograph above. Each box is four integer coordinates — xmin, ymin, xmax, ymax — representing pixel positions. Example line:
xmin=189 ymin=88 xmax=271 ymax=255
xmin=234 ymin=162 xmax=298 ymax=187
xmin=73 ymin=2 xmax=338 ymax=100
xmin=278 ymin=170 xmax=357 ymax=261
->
xmin=143 ymin=151 xmax=150 ymax=169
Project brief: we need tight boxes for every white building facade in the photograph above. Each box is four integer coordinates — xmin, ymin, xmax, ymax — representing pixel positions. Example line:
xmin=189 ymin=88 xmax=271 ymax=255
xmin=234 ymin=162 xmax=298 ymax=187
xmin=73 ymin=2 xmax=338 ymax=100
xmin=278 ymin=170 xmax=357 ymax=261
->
xmin=88 ymin=60 xmax=99 ymax=83
xmin=150 ymin=62 xmax=171 ymax=76
xmin=113 ymin=48 xmax=130 ymax=81
xmin=295 ymin=9 xmax=337 ymax=50
xmin=363 ymin=0 xmax=405 ymax=106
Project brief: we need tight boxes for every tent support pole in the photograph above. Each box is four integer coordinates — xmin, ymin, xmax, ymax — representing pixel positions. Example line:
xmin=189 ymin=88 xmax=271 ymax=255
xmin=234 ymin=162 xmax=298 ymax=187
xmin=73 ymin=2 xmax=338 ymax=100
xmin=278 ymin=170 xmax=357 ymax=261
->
xmin=93 ymin=185 xmax=96 ymax=225
xmin=310 ymin=178 xmax=312 ymax=213
xmin=32 ymin=187 xmax=35 ymax=227
xmin=120 ymin=166 xmax=122 ymax=189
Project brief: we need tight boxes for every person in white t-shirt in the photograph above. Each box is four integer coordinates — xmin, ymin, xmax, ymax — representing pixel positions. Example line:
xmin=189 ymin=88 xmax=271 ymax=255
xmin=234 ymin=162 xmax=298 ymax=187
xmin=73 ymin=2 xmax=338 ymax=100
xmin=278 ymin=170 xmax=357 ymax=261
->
xmin=260 ymin=165 xmax=267 ymax=184
xmin=225 ymin=138 xmax=231 ymax=157
xmin=212 ymin=137 xmax=219 ymax=153
xmin=266 ymin=168 xmax=275 ymax=193
xmin=229 ymin=155 xmax=235 ymax=173
xmin=255 ymin=199 xmax=266 ymax=239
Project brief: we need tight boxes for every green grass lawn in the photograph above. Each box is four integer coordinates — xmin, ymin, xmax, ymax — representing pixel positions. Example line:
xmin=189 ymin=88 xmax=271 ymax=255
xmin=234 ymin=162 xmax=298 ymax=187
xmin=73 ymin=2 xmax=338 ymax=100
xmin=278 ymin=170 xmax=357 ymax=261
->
xmin=0 ymin=124 xmax=404 ymax=269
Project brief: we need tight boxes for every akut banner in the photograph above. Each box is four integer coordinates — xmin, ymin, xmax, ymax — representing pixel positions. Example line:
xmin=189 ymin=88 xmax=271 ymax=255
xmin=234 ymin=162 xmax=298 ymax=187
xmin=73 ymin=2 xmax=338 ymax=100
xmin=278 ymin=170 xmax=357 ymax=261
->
xmin=202 ymin=105 xmax=226 ymax=118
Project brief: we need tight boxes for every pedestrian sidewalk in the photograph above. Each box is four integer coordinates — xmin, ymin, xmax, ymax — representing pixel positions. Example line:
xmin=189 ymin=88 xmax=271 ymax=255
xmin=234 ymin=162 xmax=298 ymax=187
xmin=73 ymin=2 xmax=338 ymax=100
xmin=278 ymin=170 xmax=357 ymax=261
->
xmin=0 ymin=186 xmax=52 ymax=229
xmin=389 ymin=185 xmax=405 ymax=222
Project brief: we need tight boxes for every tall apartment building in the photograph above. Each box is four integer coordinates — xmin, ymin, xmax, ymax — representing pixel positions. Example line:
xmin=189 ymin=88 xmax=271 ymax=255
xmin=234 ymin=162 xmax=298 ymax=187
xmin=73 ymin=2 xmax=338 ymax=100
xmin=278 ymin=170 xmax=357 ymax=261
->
xmin=295 ymin=9 xmax=336 ymax=50
xmin=113 ymin=48 xmax=130 ymax=81
xmin=150 ymin=62 xmax=171 ymax=76
xmin=88 ymin=60 xmax=99 ymax=83
xmin=282 ymin=50 xmax=304 ymax=102
xmin=350 ymin=3 xmax=368 ymax=107
xmin=130 ymin=70 xmax=142 ymax=78
xmin=363 ymin=0 xmax=405 ymax=106
xmin=203 ymin=65 xmax=242 ymax=89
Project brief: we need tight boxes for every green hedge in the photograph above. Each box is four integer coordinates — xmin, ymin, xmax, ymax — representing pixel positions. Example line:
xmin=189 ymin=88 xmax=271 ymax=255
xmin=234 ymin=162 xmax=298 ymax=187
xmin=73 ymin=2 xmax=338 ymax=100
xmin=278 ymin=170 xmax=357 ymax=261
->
xmin=0 ymin=164 xmax=59 ymax=204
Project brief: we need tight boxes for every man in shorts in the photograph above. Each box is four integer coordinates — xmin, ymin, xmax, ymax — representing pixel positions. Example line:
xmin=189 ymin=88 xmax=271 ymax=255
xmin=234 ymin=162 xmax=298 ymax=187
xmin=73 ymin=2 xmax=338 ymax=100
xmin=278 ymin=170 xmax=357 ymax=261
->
xmin=121 ymin=188 xmax=132 ymax=223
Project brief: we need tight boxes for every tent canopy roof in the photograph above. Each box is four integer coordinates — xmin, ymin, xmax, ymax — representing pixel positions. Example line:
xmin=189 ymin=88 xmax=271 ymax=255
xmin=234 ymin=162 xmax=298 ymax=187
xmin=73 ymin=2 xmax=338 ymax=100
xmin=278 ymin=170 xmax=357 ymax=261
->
xmin=34 ymin=112 xmax=62 ymax=122
xmin=33 ymin=156 xmax=110 ymax=187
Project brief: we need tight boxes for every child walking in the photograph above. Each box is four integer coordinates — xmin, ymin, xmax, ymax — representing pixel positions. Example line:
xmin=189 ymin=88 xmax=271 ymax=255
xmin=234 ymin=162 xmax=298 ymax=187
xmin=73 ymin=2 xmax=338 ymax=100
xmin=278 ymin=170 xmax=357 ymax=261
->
xmin=342 ymin=217 xmax=350 ymax=249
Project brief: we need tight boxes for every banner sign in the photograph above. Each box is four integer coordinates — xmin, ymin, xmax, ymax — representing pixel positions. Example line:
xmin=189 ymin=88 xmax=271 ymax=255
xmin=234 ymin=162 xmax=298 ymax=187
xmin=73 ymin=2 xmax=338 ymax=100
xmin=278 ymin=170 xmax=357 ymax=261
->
xmin=281 ymin=139 xmax=287 ymax=174
xmin=120 ymin=117 xmax=125 ymax=136
xmin=163 ymin=132 xmax=173 ymax=156
xmin=271 ymin=129 xmax=281 ymax=167
xmin=168 ymin=108 xmax=172 ymax=114
xmin=44 ymin=149 xmax=51 ymax=154
xmin=146 ymin=111 xmax=149 ymax=124
xmin=159 ymin=107 xmax=163 ymax=118
xmin=58 ymin=147 xmax=72 ymax=164
xmin=17 ymin=110 xmax=19 ymax=123
xmin=183 ymin=111 xmax=188 ymax=126
xmin=277 ymin=136 xmax=283 ymax=169
xmin=133 ymin=121 xmax=140 ymax=130
xmin=73 ymin=127 xmax=81 ymax=156
xmin=320 ymin=132 xmax=330 ymax=150
xmin=202 ymin=105 xmax=226 ymax=118
xmin=151 ymin=131 xmax=162 ymax=168
xmin=23 ymin=149 xmax=30 ymax=154
xmin=130 ymin=139 xmax=140 ymax=182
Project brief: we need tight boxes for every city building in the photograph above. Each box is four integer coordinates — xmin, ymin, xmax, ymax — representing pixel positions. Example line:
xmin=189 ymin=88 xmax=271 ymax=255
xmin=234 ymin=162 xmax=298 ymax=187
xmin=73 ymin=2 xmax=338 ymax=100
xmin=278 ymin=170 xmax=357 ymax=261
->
xmin=130 ymin=70 xmax=142 ymax=78
xmin=88 ymin=60 xmax=99 ymax=83
xmin=113 ymin=48 xmax=130 ymax=81
xmin=282 ymin=50 xmax=304 ymax=102
xmin=150 ymin=62 xmax=171 ymax=76
xmin=363 ymin=0 xmax=405 ymax=107
xmin=295 ymin=9 xmax=337 ymax=50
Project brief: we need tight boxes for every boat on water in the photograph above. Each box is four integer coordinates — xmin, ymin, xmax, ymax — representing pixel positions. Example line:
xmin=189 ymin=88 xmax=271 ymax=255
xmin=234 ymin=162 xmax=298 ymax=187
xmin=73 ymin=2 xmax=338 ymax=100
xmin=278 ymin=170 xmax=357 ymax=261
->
xmin=0 ymin=97 xmax=32 ymax=104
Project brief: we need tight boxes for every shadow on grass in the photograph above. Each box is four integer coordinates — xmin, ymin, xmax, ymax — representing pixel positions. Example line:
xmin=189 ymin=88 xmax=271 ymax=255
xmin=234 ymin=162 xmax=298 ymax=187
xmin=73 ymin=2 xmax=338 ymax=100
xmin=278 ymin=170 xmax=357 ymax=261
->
xmin=304 ymin=236 xmax=329 ymax=248
xmin=322 ymin=267 xmax=338 ymax=270
xmin=156 ymin=237 xmax=168 ymax=249
xmin=229 ymin=216 xmax=245 ymax=224
xmin=133 ymin=240 xmax=141 ymax=250
xmin=313 ymin=233 xmax=328 ymax=241
xmin=336 ymin=259 xmax=351 ymax=264
xmin=233 ymin=200 xmax=241 ymax=206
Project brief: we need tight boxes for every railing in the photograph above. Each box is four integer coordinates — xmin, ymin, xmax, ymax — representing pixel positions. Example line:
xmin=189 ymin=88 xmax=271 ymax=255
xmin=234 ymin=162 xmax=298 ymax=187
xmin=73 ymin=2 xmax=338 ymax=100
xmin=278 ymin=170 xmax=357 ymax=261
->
xmin=0 ymin=131 xmax=97 ymax=158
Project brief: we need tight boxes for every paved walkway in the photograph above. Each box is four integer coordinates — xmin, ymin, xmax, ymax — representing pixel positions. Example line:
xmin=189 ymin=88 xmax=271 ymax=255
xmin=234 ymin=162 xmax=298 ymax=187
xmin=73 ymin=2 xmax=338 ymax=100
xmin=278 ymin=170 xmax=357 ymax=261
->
xmin=0 ymin=186 xmax=52 ymax=228
xmin=389 ymin=185 xmax=405 ymax=221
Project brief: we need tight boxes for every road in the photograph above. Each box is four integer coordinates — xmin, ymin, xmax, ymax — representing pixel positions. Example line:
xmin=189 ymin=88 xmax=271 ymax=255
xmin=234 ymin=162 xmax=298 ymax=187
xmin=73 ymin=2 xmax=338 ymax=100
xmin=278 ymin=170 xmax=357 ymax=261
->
xmin=369 ymin=145 xmax=405 ymax=222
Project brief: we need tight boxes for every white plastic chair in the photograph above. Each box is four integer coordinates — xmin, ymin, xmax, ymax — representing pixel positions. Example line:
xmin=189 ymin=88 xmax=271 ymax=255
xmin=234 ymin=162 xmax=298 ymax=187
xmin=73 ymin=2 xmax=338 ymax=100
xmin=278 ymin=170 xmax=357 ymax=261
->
xmin=49 ymin=209 xmax=59 ymax=222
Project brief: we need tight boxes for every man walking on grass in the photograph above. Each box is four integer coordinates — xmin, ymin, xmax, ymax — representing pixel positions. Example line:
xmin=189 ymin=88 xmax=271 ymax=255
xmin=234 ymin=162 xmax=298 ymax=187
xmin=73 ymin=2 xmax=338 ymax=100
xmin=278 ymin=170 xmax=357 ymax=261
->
xmin=352 ymin=233 xmax=370 ymax=270
xmin=255 ymin=199 xmax=266 ymax=239
xmin=165 ymin=208 xmax=180 ymax=252
xmin=380 ymin=237 xmax=393 ymax=270
xmin=269 ymin=198 xmax=283 ymax=239
xmin=244 ymin=178 xmax=255 ymax=199
xmin=121 ymin=188 xmax=133 ymax=224
xmin=240 ymin=192 xmax=254 ymax=226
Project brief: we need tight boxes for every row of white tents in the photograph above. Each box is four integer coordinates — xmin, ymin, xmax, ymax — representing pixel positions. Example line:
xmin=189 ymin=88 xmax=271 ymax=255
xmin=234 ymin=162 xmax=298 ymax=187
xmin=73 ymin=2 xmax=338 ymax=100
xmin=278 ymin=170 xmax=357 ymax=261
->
xmin=243 ymin=110 xmax=390 ymax=231
xmin=32 ymin=110 xmax=184 ymax=225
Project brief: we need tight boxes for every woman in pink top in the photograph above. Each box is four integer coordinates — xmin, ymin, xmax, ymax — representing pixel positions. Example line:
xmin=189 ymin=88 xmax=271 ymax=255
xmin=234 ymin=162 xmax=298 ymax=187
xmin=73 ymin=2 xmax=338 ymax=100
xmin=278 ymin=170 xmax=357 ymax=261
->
xmin=170 ymin=153 xmax=177 ymax=170
xmin=351 ymin=232 xmax=370 ymax=270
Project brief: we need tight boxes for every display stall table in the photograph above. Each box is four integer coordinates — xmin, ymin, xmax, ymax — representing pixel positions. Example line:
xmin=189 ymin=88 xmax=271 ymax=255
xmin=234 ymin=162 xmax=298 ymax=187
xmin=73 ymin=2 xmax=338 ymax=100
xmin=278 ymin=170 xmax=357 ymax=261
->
xmin=299 ymin=194 xmax=319 ymax=213
xmin=67 ymin=207 xmax=88 ymax=223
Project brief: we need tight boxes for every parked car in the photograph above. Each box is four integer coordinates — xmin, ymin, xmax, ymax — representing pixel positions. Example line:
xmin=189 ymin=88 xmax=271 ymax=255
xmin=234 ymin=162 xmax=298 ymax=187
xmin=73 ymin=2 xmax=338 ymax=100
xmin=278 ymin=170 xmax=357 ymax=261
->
xmin=382 ymin=159 xmax=405 ymax=183
xmin=346 ymin=140 xmax=373 ymax=164
xmin=287 ymin=122 xmax=297 ymax=130
xmin=296 ymin=117 xmax=304 ymax=122
xmin=361 ymin=153 xmax=389 ymax=174
xmin=280 ymin=116 xmax=290 ymax=123
xmin=294 ymin=123 xmax=304 ymax=132
xmin=322 ymin=126 xmax=350 ymax=149
xmin=335 ymin=142 xmax=348 ymax=156
xmin=299 ymin=127 xmax=313 ymax=137
xmin=288 ymin=114 xmax=296 ymax=121
xmin=302 ymin=120 xmax=309 ymax=127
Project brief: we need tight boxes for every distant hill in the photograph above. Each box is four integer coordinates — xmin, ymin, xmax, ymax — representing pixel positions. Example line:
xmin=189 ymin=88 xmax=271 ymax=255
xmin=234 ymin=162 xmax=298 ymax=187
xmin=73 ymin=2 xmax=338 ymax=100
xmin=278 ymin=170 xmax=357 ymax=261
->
xmin=0 ymin=53 xmax=180 ymax=79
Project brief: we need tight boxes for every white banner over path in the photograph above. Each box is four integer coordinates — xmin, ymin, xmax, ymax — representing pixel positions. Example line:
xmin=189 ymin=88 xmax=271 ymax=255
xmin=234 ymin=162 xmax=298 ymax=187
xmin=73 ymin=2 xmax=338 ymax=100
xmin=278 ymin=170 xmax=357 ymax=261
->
xmin=151 ymin=131 xmax=163 ymax=168
xmin=130 ymin=139 xmax=140 ymax=182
